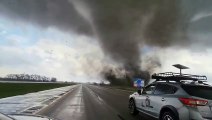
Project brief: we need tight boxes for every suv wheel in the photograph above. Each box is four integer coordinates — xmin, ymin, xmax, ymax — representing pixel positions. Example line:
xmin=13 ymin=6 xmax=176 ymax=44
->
xmin=129 ymin=99 xmax=138 ymax=115
xmin=161 ymin=111 xmax=177 ymax=120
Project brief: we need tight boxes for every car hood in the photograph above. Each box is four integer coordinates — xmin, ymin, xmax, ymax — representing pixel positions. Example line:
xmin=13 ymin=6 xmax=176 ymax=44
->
xmin=9 ymin=114 xmax=53 ymax=120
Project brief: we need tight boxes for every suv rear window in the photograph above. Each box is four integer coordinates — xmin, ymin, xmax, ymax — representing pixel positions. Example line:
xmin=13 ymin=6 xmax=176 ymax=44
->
xmin=182 ymin=85 xmax=212 ymax=100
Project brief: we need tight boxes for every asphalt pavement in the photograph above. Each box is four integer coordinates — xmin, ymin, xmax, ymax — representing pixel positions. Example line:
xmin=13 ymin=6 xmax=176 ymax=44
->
xmin=39 ymin=84 xmax=153 ymax=120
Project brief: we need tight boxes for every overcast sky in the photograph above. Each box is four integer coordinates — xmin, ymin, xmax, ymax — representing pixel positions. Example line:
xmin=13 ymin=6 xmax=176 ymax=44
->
xmin=0 ymin=17 xmax=107 ymax=82
xmin=0 ymin=0 xmax=212 ymax=84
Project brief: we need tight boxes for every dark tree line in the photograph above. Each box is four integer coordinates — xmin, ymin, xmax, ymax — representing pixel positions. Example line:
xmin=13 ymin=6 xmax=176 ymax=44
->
xmin=0 ymin=74 xmax=57 ymax=82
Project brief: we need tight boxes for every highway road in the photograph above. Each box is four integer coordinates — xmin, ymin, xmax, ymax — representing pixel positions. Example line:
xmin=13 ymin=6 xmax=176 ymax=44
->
xmin=39 ymin=84 xmax=153 ymax=120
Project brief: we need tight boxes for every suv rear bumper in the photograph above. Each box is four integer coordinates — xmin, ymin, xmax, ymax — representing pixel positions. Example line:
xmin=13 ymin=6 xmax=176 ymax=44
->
xmin=178 ymin=106 xmax=211 ymax=120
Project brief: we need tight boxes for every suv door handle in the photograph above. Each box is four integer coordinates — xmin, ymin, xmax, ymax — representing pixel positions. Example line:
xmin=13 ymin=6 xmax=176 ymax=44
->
xmin=161 ymin=98 xmax=165 ymax=101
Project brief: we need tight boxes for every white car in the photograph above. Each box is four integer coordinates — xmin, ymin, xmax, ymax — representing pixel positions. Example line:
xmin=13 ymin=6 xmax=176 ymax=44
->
xmin=128 ymin=72 xmax=212 ymax=120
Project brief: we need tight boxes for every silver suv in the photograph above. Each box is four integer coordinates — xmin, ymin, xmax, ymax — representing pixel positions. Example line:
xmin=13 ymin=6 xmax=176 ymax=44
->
xmin=129 ymin=72 xmax=212 ymax=120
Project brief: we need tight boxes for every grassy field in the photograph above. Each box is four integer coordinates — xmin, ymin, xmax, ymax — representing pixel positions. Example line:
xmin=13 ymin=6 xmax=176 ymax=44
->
xmin=110 ymin=86 xmax=137 ymax=91
xmin=0 ymin=83 xmax=73 ymax=98
xmin=96 ymin=84 xmax=137 ymax=92
xmin=107 ymin=86 xmax=137 ymax=91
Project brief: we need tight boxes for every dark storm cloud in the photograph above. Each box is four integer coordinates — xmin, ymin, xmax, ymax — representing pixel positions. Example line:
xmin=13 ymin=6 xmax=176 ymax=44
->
xmin=0 ymin=0 xmax=212 ymax=74
xmin=0 ymin=0 xmax=92 ymax=35
xmin=87 ymin=0 xmax=187 ymax=70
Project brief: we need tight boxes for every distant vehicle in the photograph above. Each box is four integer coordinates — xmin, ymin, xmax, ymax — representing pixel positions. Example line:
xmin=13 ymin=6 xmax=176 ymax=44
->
xmin=0 ymin=112 xmax=53 ymax=120
xmin=129 ymin=71 xmax=212 ymax=120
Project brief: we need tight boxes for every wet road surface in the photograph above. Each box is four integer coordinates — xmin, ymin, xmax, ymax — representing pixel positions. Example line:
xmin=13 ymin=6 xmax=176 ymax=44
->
xmin=0 ymin=85 xmax=74 ymax=114
xmin=40 ymin=84 xmax=154 ymax=120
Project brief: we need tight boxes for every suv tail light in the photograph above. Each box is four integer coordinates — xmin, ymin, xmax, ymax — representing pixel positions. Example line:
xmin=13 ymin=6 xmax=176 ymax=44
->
xmin=179 ymin=98 xmax=208 ymax=107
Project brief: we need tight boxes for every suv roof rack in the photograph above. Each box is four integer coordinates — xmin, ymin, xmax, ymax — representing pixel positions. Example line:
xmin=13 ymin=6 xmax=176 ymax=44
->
xmin=152 ymin=72 xmax=207 ymax=82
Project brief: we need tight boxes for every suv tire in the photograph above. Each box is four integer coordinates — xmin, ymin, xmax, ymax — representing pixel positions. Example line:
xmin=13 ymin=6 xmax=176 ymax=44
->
xmin=161 ymin=111 xmax=178 ymax=120
xmin=129 ymin=99 xmax=138 ymax=115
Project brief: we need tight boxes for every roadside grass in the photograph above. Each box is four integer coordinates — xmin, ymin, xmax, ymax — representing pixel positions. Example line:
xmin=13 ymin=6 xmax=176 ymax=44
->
xmin=106 ymin=86 xmax=137 ymax=92
xmin=95 ymin=84 xmax=137 ymax=92
xmin=0 ymin=83 xmax=73 ymax=98
xmin=110 ymin=86 xmax=137 ymax=91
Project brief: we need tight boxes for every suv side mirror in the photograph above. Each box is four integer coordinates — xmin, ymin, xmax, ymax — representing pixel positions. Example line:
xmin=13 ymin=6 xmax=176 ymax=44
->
xmin=137 ymin=88 xmax=144 ymax=95
xmin=137 ymin=89 xmax=141 ymax=95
